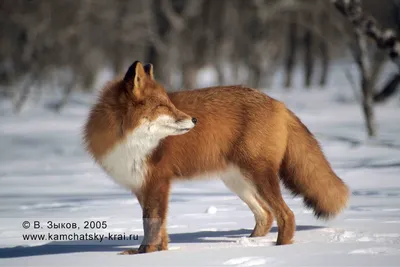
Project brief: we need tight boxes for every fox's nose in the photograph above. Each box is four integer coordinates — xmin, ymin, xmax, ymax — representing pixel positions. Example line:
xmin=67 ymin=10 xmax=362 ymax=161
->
xmin=191 ymin=117 xmax=197 ymax=125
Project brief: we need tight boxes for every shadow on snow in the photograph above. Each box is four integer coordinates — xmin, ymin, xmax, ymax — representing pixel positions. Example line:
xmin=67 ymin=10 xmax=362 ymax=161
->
xmin=0 ymin=225 xmax=323 ymax=258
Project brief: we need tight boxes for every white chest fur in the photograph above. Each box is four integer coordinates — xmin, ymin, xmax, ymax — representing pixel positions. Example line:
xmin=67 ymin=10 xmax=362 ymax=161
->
xmin=99 ymin=123 xmax=164 ymax=191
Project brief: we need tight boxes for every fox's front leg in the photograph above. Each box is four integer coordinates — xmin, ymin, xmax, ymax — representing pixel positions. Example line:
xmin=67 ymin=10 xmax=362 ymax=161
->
xmin=120 ymin=180 xmax=170 ymax=255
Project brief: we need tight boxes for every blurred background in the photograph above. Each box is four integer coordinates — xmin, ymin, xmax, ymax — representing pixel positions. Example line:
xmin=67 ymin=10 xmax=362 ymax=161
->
xmin=1 ymin=2 xmax=400 ymax=264
xmin=0 ymin=0 xmax=399 ymax=137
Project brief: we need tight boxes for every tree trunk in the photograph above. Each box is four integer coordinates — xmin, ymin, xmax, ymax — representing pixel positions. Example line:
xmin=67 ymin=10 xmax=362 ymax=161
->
xmin=13 ymin=78 xmax=31 ymax=114
xmin=215 ymin=61 xmax=225 ymax=86
xmin=284 ymin=15 xmax=297 ymax=89
xmin=303 ymin=14 xmax=314 ymax=89
xmin=248 ymin=63 xmax=262 ymax=89
xmin=82 ymin=69 xmax=96 ymax=92
xmin=14 ymin=87 xmax=31 ymax=114
xmin=370 ymin=51 xmax=386 ymax=90
xmin=356 ymin=31 xmax=376 ymax=137
xmin=54 ymin=80 xmax=75 ymax=112
xmin=319 ymin=12 xmax=330 ymax=88
xmin=361 ymin=76 xmax=375 ymax=137
xmin=319 ymin=40 xmax=329 ymax=87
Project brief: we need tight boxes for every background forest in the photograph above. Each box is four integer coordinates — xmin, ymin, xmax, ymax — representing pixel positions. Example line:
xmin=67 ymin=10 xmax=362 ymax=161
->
xmin=1 ymin=0 xmax=400 ymax=134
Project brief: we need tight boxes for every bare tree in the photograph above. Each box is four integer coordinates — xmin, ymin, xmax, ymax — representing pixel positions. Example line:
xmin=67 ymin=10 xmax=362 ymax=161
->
xmin=332 ymin=0 xmax=400 ymax=137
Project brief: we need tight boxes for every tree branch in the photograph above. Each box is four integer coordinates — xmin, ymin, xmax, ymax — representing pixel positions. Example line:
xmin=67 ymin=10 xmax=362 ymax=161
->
xmin=331 ymin=0 xmax=400 ymax=70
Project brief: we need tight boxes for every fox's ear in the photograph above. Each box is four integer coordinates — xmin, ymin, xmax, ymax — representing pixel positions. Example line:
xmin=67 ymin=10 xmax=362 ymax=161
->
xmin=143 ymin=63 xmax=155 ymax=80
xmin=123 ymin=61 xmax=147 ymax=96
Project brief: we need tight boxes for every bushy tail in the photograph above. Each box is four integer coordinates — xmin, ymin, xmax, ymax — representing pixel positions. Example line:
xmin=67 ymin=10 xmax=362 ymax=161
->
xmin=279 ymin=110 xmax=349 ymax=219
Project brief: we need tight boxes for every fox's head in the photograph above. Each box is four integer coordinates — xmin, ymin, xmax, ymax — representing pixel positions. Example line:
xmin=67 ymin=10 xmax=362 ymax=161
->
xmin=84 ymin=61 xmax=196 ymax=158
xmin=122 ymin=61 xmax=196 ymax=136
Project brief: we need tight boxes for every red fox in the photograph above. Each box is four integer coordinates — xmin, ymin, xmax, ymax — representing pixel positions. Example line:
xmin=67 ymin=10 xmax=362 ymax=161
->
xmin=83 ymin=61 xmax=349 ymax=254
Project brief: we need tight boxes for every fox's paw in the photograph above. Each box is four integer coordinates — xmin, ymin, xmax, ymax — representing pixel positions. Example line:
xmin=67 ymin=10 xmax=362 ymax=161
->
xmin=276 ymin=239 xmax=293 ymax=245
xmin=119 ymin=244 xmax=162 ymax=255
xmin=249 ymin=219 xmax=273 ymax=238
xmin=118 ymin=249 xmax=139 ymax=255
xmin=249 ymin=225 xmax=271 ymax=238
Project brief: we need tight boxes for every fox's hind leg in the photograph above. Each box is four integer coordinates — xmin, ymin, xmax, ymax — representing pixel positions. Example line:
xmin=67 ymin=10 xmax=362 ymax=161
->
xmin=251 ymin=196 xmax=274 ymax=237
xmin=221 ymin=167 xmax=274 ymax=238
xmin=251 ymin=168 xmax=295 ymax=245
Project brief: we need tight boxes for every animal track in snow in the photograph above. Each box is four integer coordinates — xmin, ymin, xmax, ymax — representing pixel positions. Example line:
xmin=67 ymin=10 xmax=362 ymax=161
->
xmin=324 ymin=229 xmax=357 ymax=242
xmin=324 ymin=228 xmax=400 ymax=244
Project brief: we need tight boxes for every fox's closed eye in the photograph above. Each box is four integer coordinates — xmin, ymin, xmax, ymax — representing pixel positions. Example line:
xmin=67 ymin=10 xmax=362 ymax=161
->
xmin=156 ymin=105 xmax=170 ymax=112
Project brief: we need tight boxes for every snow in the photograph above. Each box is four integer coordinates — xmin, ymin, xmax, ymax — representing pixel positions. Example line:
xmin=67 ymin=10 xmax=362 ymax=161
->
xmin=205 ymin=206 xmax=218 ymax=214
xmin=1 ymin=86 xmax=400 ymax=266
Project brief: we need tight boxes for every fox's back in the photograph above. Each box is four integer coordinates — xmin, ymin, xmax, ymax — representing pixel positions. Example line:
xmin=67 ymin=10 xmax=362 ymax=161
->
xmin=151 ymin=86 xmax=288 ymax=179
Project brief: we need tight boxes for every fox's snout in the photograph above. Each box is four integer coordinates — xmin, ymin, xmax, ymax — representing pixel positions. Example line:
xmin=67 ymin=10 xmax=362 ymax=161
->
xmin=146 ymin=113 xmax=196 ymax=137
xmin=173 ymin=110 xmax=197 ymax=131
xmin=176 ymin=117 xmax=197 ymax=125
xmin=173 ymin=116 xmax=197 ymax=132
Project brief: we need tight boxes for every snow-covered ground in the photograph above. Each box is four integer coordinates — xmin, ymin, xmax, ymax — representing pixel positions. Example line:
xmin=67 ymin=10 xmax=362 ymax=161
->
xmin=0 ymin=86 xmax=400 ymax=266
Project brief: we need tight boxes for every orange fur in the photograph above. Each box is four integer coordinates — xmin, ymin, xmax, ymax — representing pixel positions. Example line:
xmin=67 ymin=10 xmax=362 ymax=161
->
xmin=83 ymin=61 xmax=349 ymax=254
